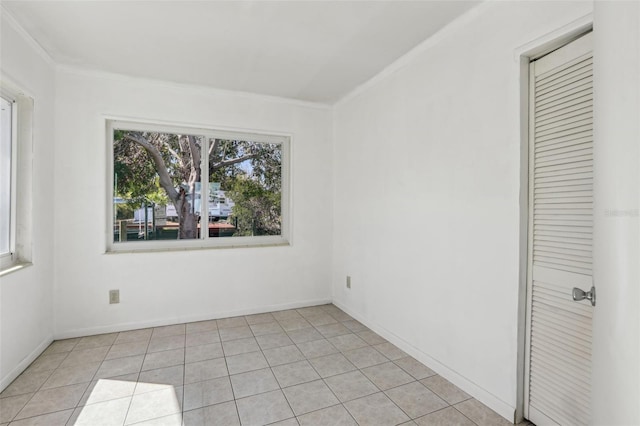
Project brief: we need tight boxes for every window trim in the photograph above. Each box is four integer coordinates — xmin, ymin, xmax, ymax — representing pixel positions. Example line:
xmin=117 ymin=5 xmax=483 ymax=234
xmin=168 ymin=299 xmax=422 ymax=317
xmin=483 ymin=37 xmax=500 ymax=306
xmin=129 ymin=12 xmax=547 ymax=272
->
xmin=105 ymin=118 xmax=291 ymax=253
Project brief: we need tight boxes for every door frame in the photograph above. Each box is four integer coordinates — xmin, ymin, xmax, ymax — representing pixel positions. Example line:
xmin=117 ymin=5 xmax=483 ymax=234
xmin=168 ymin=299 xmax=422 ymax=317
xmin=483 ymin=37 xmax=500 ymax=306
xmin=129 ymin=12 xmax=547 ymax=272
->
xmin=514 ymin=17 xmax=593 ymax=424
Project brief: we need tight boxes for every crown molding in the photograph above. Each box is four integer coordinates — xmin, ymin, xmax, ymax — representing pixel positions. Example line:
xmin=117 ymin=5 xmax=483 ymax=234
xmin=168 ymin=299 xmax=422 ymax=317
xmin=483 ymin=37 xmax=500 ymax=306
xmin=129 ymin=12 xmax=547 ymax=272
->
xmin=1 ymin=5 xmax=56 ymax=68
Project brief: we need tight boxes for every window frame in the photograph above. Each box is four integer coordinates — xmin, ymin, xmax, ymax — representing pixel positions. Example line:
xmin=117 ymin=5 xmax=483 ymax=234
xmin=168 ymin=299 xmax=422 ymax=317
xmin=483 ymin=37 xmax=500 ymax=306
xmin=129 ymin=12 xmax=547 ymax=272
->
xmin=106 ymin=119 xmax=291 ymax=253
xmin=0 ymin=82 xmax=33 ymax=274
xmin=0 ymin=94 xmax=17 ymax=269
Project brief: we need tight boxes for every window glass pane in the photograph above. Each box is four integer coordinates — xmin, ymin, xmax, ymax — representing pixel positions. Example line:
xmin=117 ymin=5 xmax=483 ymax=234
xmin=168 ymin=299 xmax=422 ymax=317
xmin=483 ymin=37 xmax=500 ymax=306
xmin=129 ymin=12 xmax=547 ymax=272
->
xmin=0 ymin=96 xmax=11 ymax=256
xmin=113 ymin=131 xmax=202 ymax=242
xmin=208 ymin=138 xmax=282 ymax=237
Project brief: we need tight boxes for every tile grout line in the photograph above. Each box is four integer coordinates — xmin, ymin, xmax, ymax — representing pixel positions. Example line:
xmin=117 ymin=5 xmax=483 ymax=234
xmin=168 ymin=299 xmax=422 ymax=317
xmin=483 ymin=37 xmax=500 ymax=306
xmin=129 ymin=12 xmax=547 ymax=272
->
xmin=307 ymin=308 xmax=412 ymax=423
xmin=179 ymin=330 xmax=186 ymax=426
xmin=116 ymin=332 xmax=152 ymax=426
xmin=451 ymin=401 xmax=483 ymax=426
xmin=286 ymin=308 xmax=350 ymax=425
xmin=264 ymin=317 xmax=302 ymax=424
xmin=8 ymin=358 xmax=65 ymax=423
xmin=10 ymin=340 xmax=83 ymax=424
xmin=314 ymin=306 xmax=369 ymax=426
xmin=282 ymin=309 xmax=378 ymax=424
xmin=5 ymin=305 xmax=497 ymax=426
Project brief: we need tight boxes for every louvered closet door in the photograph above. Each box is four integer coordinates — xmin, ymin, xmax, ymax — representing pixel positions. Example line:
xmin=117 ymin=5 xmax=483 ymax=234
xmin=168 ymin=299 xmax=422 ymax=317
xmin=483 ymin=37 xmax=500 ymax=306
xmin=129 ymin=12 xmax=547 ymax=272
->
xmin=525 ymin=32 xmax=594 ymax=426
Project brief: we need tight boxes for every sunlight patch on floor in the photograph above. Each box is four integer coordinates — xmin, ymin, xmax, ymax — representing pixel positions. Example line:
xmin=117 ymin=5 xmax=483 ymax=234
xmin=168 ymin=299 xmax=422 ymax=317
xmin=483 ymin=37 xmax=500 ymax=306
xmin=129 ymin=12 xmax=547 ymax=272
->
xmin=72 ymin=379 xmax=182 ymax=425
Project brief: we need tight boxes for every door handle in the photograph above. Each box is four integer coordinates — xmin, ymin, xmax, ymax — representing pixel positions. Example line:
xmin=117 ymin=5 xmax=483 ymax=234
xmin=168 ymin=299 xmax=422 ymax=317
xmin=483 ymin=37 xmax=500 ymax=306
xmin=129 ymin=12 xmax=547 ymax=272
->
xmin=572 ymin=286 xmax=596 ymax=306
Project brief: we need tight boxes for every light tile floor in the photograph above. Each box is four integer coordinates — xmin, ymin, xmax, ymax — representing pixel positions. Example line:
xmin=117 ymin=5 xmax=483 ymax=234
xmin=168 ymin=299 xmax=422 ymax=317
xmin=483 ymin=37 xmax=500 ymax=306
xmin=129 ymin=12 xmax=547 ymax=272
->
xmin=0 ymin=304 xmax=518 ymax=426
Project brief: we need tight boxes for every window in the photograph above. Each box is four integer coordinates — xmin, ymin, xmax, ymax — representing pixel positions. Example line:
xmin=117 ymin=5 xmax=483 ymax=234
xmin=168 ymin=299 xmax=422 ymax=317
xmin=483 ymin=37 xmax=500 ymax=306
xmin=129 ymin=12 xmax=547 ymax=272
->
xmin=0 ymin=83 xmax=33 ymax=272
xmin=107 ymin=120 xmax=290 ymax=252
xmin=1 ymin=95 xmax=13 ymax=267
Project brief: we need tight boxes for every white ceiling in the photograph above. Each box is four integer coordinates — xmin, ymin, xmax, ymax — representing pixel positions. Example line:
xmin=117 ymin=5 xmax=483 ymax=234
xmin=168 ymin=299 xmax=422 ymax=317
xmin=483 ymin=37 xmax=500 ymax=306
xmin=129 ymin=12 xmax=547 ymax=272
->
xmin=3 ymin=1 xmax=479 ymax=103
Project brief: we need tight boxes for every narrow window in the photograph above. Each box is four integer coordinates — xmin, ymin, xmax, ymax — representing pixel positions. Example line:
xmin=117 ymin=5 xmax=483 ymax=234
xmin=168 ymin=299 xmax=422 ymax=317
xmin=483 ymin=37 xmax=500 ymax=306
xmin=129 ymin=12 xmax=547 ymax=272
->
xmin=1 ymin=96 xmax=13 ymax=265
xmin=0 ymin=83 xmax=33 ymax=272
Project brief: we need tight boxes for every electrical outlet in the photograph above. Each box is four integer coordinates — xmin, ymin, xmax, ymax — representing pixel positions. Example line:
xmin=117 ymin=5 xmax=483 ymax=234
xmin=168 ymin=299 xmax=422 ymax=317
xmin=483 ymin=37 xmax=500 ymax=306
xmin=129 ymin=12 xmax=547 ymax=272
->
xmin=346 ymin=276 xmax=351 ymax=289
xmin=109 ymin=289 xmax=120 ymax=304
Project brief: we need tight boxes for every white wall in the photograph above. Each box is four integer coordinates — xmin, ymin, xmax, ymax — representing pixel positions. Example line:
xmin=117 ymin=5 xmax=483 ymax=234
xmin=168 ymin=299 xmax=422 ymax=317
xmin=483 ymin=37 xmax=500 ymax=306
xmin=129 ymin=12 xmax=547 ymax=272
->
xmin=592 ymin=1 xmax=640 ymax=423
xmin=0 ymin=14 xmax=56 ymax=390
xmin=331 ymin=1 xmax=593 ymax=420
xmin=52 ymin=69 xmax=333 ymax=337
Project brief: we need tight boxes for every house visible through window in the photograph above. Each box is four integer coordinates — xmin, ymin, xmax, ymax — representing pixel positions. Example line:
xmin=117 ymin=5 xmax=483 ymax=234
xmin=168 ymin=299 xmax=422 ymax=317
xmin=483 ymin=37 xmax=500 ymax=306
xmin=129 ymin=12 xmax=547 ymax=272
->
xmin=108 ymin=121 xmax=289 ymax=251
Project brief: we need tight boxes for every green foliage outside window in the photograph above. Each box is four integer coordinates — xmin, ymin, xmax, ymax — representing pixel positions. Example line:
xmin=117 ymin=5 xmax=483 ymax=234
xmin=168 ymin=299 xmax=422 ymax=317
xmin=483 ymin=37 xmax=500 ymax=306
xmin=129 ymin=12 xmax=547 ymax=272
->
xmin=113 ymin=128 xmax=282 ymax=242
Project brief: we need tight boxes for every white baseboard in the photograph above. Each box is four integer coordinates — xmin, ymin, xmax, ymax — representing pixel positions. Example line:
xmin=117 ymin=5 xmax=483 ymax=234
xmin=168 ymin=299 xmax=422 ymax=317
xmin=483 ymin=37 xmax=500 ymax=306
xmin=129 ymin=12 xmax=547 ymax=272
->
xmin=1 ymin=334 xmax=53 ymax=392
xmin=332 ymin=300 xmax=516 ymax=424
xmin=54 ymin=298 xmax=332 ymax=340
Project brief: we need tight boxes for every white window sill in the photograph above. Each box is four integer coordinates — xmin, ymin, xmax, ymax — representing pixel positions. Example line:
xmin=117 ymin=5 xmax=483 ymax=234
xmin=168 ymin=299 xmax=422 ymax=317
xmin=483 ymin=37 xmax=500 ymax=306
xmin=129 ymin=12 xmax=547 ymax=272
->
xmin=0 ymin=261 xmax=32 ymax=277
xmin=105 ymin=236 xmax=290 ymax=254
